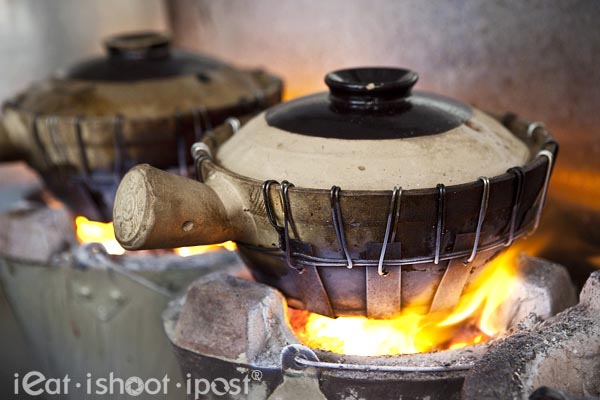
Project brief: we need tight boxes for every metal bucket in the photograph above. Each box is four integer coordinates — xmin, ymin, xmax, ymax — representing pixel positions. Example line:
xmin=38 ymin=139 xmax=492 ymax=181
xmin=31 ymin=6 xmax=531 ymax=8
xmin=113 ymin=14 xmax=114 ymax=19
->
xmin=0 ymin=236 xmax=243 ymax=400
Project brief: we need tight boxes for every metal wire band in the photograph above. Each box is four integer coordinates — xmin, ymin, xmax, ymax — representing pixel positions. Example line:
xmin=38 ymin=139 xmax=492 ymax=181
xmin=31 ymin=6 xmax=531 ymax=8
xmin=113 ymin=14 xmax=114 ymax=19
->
xmin=262 ymin=180 xmax=285 ymax=238
xmin=466 ymin=177 xmax=490 ymax=263
xmin=531 ymin=150 xmax=554 ymax=233
xmin=526 ymin=121 xmax=545 ymax=138
xmin=48 ymin=117 xmax=70 ymax=165
xmin=192 ymin=106 xmax=211 ymax=142
xmin=505 ymin=167 xmax=525 ymax=246
xmin=280 ymin=181 xmax=302 ymax=271
xmin=73 ymin=116 xmax=91 ymax=179
xmin=30 ymin=114 xmax=51 ymax=168
xmin=191 ymin=142 xmax=212 ymax=183
xmin=377 ymin=186 xmax=402 ymax=276
xmin=111 ymin=114 xmax=127 ymax=178
xmin=434 ymin=184 xmax=446 ymax=265
xmin=174 ymin=112 xmax=189 ymax=177
xmin=226 ymin=116 xmax=241 ymax=134
xmin=237 ymin=219 xmax=534 ymax=268
xmin=294 ymin=356 xmax=472 ymax=373
xmin=330 ymin=186 xmax=354 ymax=269
xmin=191 ymin=108 xmax=204 ymax=142
xmin=203 ymin=108 xmax=213 ymax=131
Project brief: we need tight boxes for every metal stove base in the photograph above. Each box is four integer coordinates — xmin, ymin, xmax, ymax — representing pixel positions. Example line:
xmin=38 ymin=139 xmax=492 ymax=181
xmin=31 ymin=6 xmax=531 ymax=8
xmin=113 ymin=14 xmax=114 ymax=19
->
xmin=163 ymin=255 xmax=577 ymax=400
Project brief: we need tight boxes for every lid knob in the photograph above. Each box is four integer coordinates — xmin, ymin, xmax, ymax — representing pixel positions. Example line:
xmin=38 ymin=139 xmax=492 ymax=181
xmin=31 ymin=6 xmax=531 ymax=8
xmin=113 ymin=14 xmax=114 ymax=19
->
xmin=105 ymin=32 xmax=171 ymax=61
xmin=325 ymin=67 xmax=418 ymax=111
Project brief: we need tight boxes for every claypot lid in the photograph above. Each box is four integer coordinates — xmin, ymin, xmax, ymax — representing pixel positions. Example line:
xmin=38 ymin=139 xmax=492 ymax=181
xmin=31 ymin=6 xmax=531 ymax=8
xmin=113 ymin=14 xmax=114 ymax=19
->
xmin=65 ymin=31 xmax=225 ymax=82
xmin=216 ymin=67 xmax=531 ymax=190
xmin=7 ymin=32 xmax=279 ymax=119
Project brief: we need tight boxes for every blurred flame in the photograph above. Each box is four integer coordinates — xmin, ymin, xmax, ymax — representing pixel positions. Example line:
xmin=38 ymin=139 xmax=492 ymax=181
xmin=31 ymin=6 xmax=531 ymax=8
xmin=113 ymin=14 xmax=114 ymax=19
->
xmin=75 ymin=216 xmax=125 ymax=255
xmin=289 ymin=241 xmax=541 ymax=356
xmin=174 ymin=241 xmax=237 ymax=256
xmin=74 ymin=216 xmax=236 ymax=256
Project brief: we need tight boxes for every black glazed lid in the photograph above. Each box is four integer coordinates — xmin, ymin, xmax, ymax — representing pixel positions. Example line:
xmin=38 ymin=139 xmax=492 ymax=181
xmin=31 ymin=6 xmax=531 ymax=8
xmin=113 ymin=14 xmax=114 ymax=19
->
xmin=65 ymin=31 xmax=225 ymax=82
xmin=265 ymin=67 xmax=472 ymax=139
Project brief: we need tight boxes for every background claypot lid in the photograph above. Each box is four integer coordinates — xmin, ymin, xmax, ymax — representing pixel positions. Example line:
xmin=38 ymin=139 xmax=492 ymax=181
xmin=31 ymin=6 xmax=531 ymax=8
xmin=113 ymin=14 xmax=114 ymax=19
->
xmin=7 ymin=31 xmax=276 ymax=119
xmin=217 ymin=67 xmax=531 ymax=190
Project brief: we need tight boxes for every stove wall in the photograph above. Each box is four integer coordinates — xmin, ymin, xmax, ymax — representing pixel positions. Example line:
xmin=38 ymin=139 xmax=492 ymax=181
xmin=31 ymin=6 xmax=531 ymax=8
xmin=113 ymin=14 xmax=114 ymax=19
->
xmin=167 ymin=0 xmax=599 ymax=172
xmin=0 ymin=0 xmax=167 ymax=102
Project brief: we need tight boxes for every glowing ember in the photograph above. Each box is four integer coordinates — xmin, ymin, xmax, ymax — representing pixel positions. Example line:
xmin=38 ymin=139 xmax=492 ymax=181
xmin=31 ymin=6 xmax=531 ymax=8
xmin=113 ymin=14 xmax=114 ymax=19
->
xmin=289 ymin=245 xmax=530 ymax=356
xmin=74 ymin=216 xmax=236 ymax=256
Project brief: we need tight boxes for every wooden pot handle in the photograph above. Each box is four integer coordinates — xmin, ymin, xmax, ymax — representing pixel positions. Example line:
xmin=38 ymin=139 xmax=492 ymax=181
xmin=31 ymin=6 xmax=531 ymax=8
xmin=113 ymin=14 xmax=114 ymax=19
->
xmin=113 ymin=164 xmax=234 ymax=250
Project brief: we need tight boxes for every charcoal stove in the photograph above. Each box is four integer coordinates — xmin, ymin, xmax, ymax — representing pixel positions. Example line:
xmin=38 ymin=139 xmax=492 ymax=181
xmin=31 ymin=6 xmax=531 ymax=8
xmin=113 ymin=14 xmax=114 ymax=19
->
xmin=106 ymin=66 xmax=600 ymax=400
xmin=0 ymin=30 xmax=282 ymax=400
xmin=162 ymin=254 xmax=583 ymax=400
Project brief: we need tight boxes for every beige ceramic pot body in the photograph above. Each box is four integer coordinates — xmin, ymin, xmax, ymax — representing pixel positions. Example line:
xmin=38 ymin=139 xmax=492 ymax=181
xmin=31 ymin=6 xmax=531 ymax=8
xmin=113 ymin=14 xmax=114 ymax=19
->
xmin=113 ymin=67 xmax=557 ymax=318
xmin=217 ymin=108 xmax=529 ymax=190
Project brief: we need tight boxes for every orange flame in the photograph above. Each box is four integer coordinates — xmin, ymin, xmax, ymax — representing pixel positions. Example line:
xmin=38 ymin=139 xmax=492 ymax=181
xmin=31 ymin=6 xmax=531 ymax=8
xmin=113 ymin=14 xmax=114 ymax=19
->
xmin=74 ymin=216 xmax=236 ymax=256
xmin=289 ymin=242 xmax=538 ymax=356
xmin=75 ymin=216 xmax=125 ymax=255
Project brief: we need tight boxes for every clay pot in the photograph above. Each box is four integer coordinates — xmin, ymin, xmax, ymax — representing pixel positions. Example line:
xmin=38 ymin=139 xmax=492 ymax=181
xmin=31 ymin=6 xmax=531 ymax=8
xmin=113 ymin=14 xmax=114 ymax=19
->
xmin=113 ymin=67 xmax=557 ymax=318
xmin=2 ymin=31 xmax=282 ymax=219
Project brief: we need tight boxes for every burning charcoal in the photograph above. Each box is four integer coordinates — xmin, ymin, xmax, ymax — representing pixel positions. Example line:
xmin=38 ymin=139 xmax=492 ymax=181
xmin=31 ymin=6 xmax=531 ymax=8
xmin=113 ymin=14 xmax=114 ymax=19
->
xmin=488 ymin=255 xmax=578 ymax=332
xmin=463 ymin=271 xmax=600 ymax=400
xmin=163 ymin=259 xmax=593 ymax=399
xmin=167 ymin=273 xmax=298 ymax=363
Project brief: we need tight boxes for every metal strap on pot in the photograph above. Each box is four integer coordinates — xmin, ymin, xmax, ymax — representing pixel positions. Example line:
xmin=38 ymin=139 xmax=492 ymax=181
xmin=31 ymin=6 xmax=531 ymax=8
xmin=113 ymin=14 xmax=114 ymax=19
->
xmin=430 ymin=233 xmax=476 ymax=312
xmin=30 ymin=113 xmax=51 ymax=168
xmin=330 ymin=186 xmax=354 ymax=269
xmin=366 ymin=187 xmax=403 ymax=318
xmin=298 ymin=264 xmax=335 ymax=317
xmin=505 ymin=166 xmax=526 ymax=247
xmin=467 ymin=177 xmax=490 ymax=263
xmin=111 ymin=114 xmax=128 ymax=177
xmin=377 ymin=186 xmax=402 ymax=276
xmin=430 ymin=179 xmax=489 ymax=312
xmin=191 ymin=107 xmax=207 ymax=142
xmin=263 ymin=179 xmax=285 ymax=237
xmin=175 ymin=111 xmax=189 ymax=177
xmin=434 ymin=184 xmax=446 ymax=265
xmin=74 ymin=116 xmax=91 ymax=179
xmin=531 ymin=149 xmax=554 ymax=233
xmin=280 ymin=180 xmax=300 ymax=270
xmin=261 ymin=179 xmax=304 ymax=272
xmin=191 ymin=142 xmax=212 ymax=183
xmin=262 ymin=180 xmax=334 ymax=316
xmin=527 ymin=122 xmax=545 ymax=139
xmin=226 ymin=116 xmax=241 ymax=134
xmin=48 ymin=117 xmax=70 ymax=166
